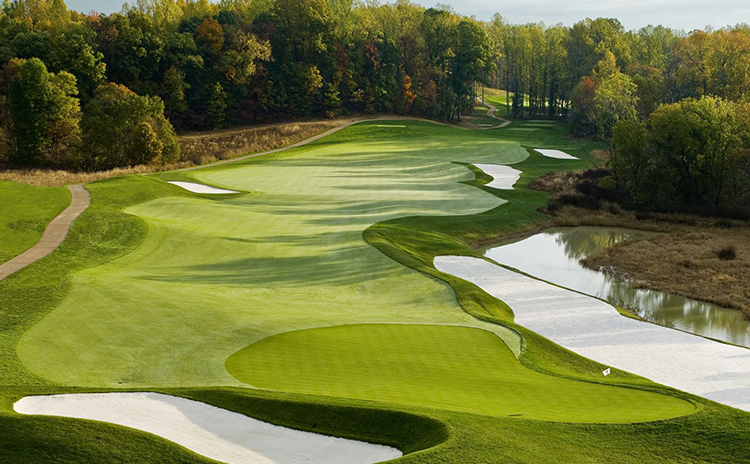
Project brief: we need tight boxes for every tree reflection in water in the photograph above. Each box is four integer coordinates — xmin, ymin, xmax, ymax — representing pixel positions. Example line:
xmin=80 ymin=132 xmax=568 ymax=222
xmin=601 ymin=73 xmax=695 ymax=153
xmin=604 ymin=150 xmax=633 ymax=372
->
xmin=486 ymin=227 xmax=750 ymax=347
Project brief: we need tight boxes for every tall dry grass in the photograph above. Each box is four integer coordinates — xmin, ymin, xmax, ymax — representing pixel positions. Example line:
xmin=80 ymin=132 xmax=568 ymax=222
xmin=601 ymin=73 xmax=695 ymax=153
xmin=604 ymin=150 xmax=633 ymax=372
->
xmin=0 ymin=118 xmax=350 ymax=187
xmin=0 ymin=163 xmax=190 ymax=187
xmin=178 ymin=119 xmax=344 ymax=165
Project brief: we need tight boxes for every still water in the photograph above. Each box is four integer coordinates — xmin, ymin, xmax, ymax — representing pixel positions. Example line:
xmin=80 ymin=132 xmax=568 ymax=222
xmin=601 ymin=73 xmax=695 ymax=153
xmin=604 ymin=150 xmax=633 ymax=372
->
xmin=484 ymin=227 xmax=750 ymax=347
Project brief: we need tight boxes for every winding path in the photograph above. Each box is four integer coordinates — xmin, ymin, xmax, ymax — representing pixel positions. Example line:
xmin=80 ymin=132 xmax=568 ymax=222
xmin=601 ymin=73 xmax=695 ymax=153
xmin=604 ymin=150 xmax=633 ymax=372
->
xmin=0 ymin=184 xmax=90 ymax=282
xmin=484 ymin=102 xmax=512 ymax=128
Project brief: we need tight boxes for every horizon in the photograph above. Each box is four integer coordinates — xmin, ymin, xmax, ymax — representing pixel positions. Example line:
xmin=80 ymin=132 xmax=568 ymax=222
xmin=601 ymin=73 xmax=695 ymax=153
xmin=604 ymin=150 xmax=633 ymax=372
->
xmin=64 ymin=0 xmax=750 ymax=31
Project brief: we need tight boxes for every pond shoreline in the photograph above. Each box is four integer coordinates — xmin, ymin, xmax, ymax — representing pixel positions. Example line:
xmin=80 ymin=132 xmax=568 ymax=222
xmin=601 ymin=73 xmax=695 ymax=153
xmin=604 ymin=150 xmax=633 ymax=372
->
xmin=473 ymin=204 xmax=750 ymax=320
xmin=483 ymin=226 xmax=750 ymax=348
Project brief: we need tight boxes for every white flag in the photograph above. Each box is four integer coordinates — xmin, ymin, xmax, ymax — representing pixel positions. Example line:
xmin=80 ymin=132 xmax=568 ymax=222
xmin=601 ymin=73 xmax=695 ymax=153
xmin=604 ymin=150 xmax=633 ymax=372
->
xmin=602 ymin=368 xmax=611 ymax=376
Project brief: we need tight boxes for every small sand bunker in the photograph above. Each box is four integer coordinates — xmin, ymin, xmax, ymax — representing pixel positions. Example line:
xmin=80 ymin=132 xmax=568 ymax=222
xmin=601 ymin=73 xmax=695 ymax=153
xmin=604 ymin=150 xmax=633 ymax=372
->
xmin=168 ymin=181 xmax=239 ymax=194
xmin=534 ymin=149 xmax=578 ymax=160
xmin=14 ymin=393 xmax=401 ymax=464
xmin=473 ymin=164 xmax=522 ymax=190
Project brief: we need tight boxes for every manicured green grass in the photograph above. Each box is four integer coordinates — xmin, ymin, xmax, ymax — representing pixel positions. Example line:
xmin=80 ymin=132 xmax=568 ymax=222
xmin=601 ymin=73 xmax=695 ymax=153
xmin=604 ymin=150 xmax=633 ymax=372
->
xmin=16 ymin=121 xmax=528 ymax=387
xmin=485 ymin=88 xmax=526 ymax=117
xmin=0 ymin=181 xmax=70 ymax=263
xmin=462 ymin=106 xmax=503 ymax=126
xmin=2 ymin=119 xmax=750 ymax=463
xmin=227 ymin=324 xmax=693 ymax=423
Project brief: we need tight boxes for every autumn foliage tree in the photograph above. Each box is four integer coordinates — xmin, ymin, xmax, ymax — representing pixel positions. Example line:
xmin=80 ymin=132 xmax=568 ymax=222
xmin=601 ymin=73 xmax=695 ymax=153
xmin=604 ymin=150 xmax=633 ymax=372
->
xmin=611 ymin=96 xmax=750 ymax=213
xmin=81 ymin=83 xmax=178 ymax=169
xmin=5 ymin=57 xmax=81 ymax=166
xmin=3 ymin=0 xmax=750 ymax=175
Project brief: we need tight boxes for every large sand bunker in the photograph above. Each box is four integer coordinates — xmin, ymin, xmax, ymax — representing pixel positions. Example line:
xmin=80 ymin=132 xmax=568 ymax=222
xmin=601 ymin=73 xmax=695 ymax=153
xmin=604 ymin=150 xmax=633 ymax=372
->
xmin=14 ymin=393 xmax=401 ymax=464
xmin=434 ymin=255 xmax=750 ymax=412
xmin=472 ymin=164 xmax=522 ymax=190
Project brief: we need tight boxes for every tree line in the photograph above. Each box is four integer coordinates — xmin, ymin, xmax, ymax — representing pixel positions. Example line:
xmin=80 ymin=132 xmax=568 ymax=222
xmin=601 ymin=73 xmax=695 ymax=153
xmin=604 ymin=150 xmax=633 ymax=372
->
xmin=493 ymin=17 xmax=750 ymax=215
xmin=1 ymin=0 xmax=750 ymax=187
xmin=0 ymin=0 xmax=497 ymax=169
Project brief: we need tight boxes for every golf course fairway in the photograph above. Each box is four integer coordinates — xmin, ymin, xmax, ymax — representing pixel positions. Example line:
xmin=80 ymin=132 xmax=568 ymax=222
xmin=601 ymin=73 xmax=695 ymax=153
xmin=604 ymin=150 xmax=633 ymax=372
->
xmin=7 ymin=120 xmax=750 ymax=464
xmin=17 ymin=122 xmax=527 ymax=386
xmin=227 ymin=324 xmax=693 ymax=423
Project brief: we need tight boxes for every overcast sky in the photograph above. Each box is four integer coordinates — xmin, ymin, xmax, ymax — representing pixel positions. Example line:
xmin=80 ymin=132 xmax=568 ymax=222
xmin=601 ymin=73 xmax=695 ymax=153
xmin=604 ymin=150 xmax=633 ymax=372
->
xmin=66 ymin=0 xmax=749 ymax=31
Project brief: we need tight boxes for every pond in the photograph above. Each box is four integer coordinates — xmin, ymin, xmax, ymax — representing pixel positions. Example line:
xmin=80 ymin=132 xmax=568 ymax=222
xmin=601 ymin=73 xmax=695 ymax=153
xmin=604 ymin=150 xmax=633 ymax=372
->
xmin=483 ymin=227 xmax=750 ymax=347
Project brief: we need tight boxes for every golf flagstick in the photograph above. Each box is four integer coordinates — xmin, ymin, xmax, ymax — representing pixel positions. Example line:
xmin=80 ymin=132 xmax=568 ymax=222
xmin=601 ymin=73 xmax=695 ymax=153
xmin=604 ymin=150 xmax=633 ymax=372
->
xmin=603 ymin=367 xmax=612 ymax=409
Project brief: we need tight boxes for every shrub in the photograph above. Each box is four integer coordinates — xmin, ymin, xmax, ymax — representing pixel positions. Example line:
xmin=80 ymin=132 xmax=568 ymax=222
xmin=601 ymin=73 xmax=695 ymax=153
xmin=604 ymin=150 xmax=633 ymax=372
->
xmin=717 ymin=246 xmax=737 ymax=261
xmin=598 ymin=176 xmax=617 ymax=190
xmin=680 ymin=259 xmax=698 ymax=269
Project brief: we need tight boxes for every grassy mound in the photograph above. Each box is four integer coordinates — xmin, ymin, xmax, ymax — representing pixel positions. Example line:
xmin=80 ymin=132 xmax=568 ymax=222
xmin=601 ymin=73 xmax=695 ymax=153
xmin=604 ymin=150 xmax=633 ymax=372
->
xmin=227 ymin=324 xmax=693 ymax=423
xmin=2 ymin=120 xmax=750 ymax=463
xmin=16 ymin=121 xmax=527 ymax=386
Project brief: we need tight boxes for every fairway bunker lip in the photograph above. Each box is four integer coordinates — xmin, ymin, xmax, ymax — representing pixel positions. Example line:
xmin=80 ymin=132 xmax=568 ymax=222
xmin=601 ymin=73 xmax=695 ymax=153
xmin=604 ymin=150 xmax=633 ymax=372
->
xmin=534 ymin=149 xmax=578 ymax=160
xmin=167 ymin=181 xmax=239 ymax=194
xmin=472 ymin=164 xmax=522 ymax=190
xmin=14 ymin=392 xmax=402 ymax=464
xmin=434 ymin=254 xmax=750 ymax=413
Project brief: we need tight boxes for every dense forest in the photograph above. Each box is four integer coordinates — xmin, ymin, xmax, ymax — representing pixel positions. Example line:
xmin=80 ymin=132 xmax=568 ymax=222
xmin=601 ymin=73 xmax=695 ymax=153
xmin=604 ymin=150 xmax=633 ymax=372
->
xmin=0 ymin=0 xmax=749 ymax=215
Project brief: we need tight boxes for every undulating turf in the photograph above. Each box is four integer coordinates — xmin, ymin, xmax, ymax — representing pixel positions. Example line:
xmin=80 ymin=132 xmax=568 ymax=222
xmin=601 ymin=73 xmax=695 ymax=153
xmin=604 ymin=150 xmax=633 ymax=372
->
xmin=16 ymin=121 xmax=528 ymax=386
xmin=227 ymin=324 xmax=693 ymax=422
xmin=0 ymin=180 xmax=70 ymax=264
xmin=2 ymin=120 xmax=750 ymax=463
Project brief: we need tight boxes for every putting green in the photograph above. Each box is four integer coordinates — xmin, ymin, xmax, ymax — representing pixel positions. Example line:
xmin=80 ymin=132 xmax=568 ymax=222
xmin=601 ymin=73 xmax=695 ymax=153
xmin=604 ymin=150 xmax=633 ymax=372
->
xmin=226 ymin=324 xmax=693 ymax=423
xmin=17 ymin=122 xmax=528 ymax=386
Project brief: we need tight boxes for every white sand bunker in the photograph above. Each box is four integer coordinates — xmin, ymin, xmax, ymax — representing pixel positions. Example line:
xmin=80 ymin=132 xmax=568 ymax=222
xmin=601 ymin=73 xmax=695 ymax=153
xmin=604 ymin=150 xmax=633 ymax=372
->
xmin=434 ymin=255 xmax=750 ymax=412
xmin=472 ymin=164 xmax=522 ymax=190
xmin=168 ymin=181 xmax=239 ymax=194
xmin=534 ymin=149 xmax=578 ymax=160
xmin=14 ymin=393 xmax=401 ymax=464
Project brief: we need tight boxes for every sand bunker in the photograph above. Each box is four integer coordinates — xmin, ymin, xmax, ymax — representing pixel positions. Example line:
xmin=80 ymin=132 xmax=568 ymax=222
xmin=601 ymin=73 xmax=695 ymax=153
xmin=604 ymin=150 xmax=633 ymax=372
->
xmin=472 ymin=164 xmax=522 ymax=190
xmin=434 ymin=255 xmax=750 ymax=412
xmin=14 ymin=393 xmax=401 ymax=464
xmin=168 ymin=181 xmax=238 ymax=194
xmin=534 ymin=149 xmax=578 ymax=160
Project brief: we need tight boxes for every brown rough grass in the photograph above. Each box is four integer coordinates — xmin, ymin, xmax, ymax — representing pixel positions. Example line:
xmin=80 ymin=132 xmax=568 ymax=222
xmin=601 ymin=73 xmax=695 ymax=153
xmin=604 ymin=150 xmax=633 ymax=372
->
xmin=178 ymin=119 xmax=345 ymax=165
xmin=0 ymin=118 xmax=351 ymax=187
xmin=0 ymin=164 xmax=192 ymax=187
xmin=589 ymin=149 xmax=610 ymax=163
xmin=557 ymin=206 xmax=750 ymax=316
